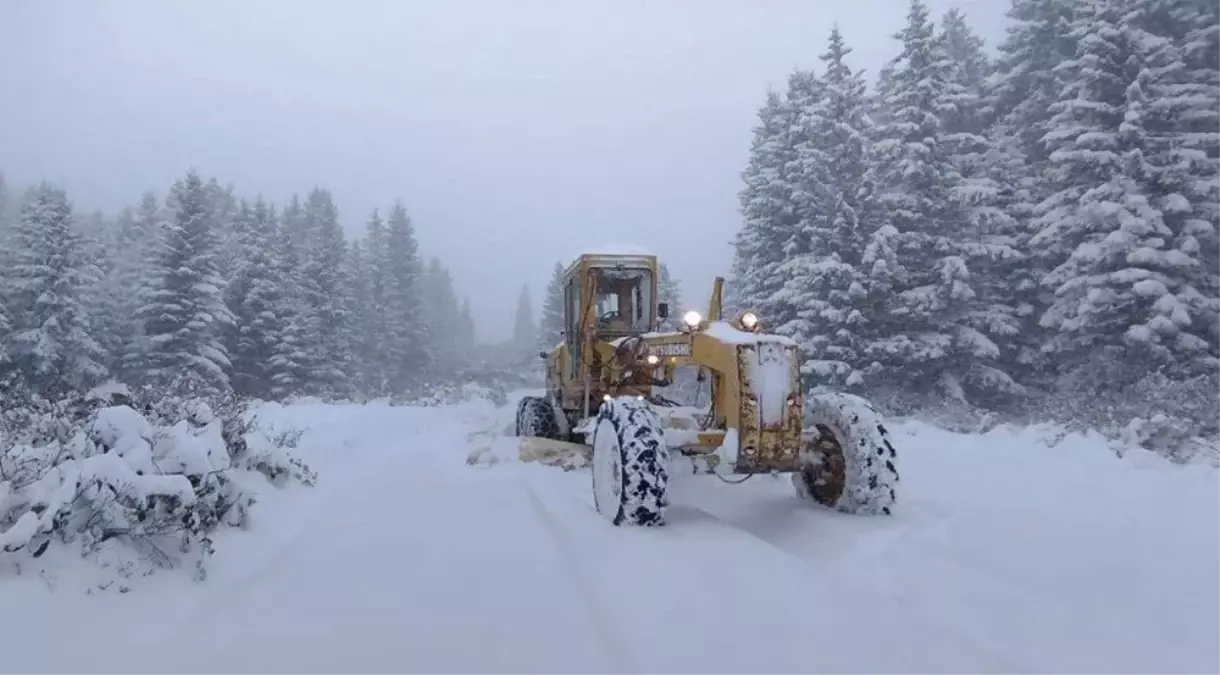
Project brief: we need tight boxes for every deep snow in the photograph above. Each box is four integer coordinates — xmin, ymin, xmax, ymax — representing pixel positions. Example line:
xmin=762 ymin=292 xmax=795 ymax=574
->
xmin=3 ymin=392 xmax=1217 ymax=674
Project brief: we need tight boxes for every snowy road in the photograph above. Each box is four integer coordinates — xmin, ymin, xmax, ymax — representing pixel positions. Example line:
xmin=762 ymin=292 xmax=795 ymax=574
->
xmin=5 ymin=394 xmax=1218 ymax=674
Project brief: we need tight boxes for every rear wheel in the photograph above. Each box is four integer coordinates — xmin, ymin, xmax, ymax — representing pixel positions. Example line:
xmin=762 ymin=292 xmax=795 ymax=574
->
xmin=794 ymin=392 xmax=899 ymax=515
xmin=515 ymin=396 xmax=559 ymax=439
xmin=592 ymin=396 xmax=669 ymax=526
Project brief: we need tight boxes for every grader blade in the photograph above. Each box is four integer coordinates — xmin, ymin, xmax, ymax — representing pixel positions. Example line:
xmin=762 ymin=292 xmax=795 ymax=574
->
xmin=465 ymin=431 xmax=591 ymax=472
xmin=517 ymin=437 xmax=592 ymax=471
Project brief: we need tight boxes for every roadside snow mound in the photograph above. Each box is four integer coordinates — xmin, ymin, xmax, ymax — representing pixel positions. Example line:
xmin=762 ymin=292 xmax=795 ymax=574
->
xmin=0 ymin=390 xmax=314 ymax=585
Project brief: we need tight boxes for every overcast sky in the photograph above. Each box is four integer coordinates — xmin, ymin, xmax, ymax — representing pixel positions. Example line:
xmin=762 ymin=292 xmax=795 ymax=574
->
xmin=0 ymin=0 xmax=1009 ymax=342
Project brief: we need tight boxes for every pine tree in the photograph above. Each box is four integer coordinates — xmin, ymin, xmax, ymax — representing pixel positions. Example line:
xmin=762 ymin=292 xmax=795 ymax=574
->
xmin=733 ymin=88 xmax=798 ymax=324
xmin=2 ymin=183 xmax=106 ymax=397
xmin=383 ymin=202 xmax=430 ymax=392
xmin=137 ymin=170 xmax=233 ymax=395
xmin=771 ymin=26 xmax=874 ymax=389
xmin=268 ymin=201 xmax=311 ymax=399
xmin=940 ymin=10 xmax=1029 ymax=401
xmin=989 ymin=0 xmax=1078 ymax=168
xmin=457 ymin=298 xmax=477 ymax=354
xmin=205 ymin=177 xmax=240 ymax=284
xmin=1032 ymin=0 xmax=1219 ymax=382
xmin=114 ymin=193 xmax=167 ymax=382
xmin=422 ymin=257 xmax=463 ymax=371
xmin=765 ymin=70 xmax=820 ymax=334
xmin=358 ymin=209 xmax=389 ymax=395
xmin=0 ymin=290 xmax=10 ymax=390
xmin=348 ymin=238 xmax=376 ymax=397
xmin=539 ymin=262 xmax=566 ymax=350
xmin=1185 ymin=0 xmax=1220 ymax=328
xmin=226 ymin=198 xmax=287 ymax=398
xmin=863 ymin=0 xmax=1010 ymax=405
xmin=511 ymin=284 xmax=536 ymax=358
xmin=299 ymin=188 xmax=354 ymax=397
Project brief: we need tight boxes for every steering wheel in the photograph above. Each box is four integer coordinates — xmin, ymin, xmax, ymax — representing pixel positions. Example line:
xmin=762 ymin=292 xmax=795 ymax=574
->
xmin=598 ymin=310 xmax=622 ymax=325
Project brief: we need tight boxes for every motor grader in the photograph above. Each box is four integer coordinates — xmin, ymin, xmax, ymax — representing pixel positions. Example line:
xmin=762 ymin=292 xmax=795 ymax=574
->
xmin=514 ymin=252 xmax=898 ymax=527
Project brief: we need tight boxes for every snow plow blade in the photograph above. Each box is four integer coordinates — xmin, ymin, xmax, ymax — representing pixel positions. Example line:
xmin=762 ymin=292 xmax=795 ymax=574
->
xmin=466 ymin=434 xmax=591 ymax=472
xmin=516 ymin=437 xmax=591 ymax=471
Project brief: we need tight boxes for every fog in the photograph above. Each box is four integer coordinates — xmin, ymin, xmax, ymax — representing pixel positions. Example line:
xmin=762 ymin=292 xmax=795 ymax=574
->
xmin=0 ymin=0 xmax=1009 ymax=340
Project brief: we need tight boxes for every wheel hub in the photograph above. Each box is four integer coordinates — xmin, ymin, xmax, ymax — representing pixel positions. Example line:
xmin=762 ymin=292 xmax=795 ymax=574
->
xmin=798 ymin=423 xmax=847 ymax=506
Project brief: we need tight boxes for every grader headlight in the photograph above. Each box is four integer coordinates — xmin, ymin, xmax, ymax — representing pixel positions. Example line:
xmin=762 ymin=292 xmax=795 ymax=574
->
xmin=682 ymin=310 xmax=703 ymax=329
xmin=738 ymin=311 xmax=760 ymax=332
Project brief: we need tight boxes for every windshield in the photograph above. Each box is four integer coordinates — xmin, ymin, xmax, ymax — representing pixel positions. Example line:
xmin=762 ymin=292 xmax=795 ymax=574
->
xmin=593 ymin=267 xmax=653 ymax=332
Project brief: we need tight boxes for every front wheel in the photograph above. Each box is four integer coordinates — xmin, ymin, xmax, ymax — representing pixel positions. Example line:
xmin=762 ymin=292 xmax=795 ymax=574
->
xmin=516 ymin=396 xmax=559 ymax=439
xmin=794 ymin=392 xmax=899 ymax=515
xmin=591 ymin=396 xmax=669 ymax=526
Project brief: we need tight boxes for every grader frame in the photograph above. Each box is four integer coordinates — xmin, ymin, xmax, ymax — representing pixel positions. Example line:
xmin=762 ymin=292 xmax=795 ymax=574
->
xmin=515 ymin=252 xmax=899 ymax=526
xmin=541 ymin=253 xmax=806 ymax=475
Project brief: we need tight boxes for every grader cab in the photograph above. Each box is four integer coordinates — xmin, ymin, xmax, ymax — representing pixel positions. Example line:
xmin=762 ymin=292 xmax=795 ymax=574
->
xmin=515 ymin=252 xmax=899 ymax=527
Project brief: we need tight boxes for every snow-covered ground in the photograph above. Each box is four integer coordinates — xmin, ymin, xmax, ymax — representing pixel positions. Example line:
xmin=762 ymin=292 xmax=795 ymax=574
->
xmin=4 ymin=392 xmax=1218 ymax=674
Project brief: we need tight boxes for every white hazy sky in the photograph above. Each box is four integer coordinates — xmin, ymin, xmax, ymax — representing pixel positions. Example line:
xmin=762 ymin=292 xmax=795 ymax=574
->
xmin=0 ymin=0 xmax=1009 ymax=342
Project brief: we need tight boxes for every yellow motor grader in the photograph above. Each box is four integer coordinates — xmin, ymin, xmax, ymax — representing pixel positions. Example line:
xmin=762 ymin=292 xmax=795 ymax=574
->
xmin=515 ymin=252 xmax=898 ymax=526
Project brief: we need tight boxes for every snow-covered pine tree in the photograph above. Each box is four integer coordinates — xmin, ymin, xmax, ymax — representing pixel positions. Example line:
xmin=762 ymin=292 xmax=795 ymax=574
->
xmin=136 ymin=170 xmax=234 ymax=396
xmin=205 ymin=177 xmax=240 ymax=284
xmin=511 ymin=284 xmax=537 ymax=360
xmin=91 ymin=206 xmax=134 ymax=373
xmin=268 ymin=200 xmax=311 ymax=399
xmin=457 ymin=298 xmax=477 ymax=354
xmin=1188 ymin=0 xmax=1220 ymax=350
xmin=538 ymin=262 xmax=565 ymax=350
xmin=733 ymin=87 xmax=798 ymax=327
xmin=0 ymin=291 xmax=10 ymax=390
xmin=762 ymin=70 xmax=820 ymax=336
xmin=940 ymin=9 xmax=991 ymax=136
xmin=0 ymin=171 xmax=21 ymax=245
xmin=298 ymin=188 xmax=355 ymax=398
xmin=422 ymin=257 xmax=464 ymax=372
xmin=863 ymin=0 xmax=1009 ymax=407
xmin=939 ymin=10 xmax=1029 ymax=403
xmin=225 ymin=198 xmax=287 ymax=399
xmin=1032 ymin=0 xmax=1219 ymax=385
xmin=382 ymin=202 xmax=431 ymax=393
xmin=1 ymin=183 xmax=107 ymax=398
xmin=988 ymin=0 xmax=1078 ymax=168
xmin=357 ymin=209 xmax=389 ymax=396
xmin=771 ymin=26 xmax=874 ymax=390
xmin=113 ymin=193 xmax=167 ymax=383
xmin=347 ymin=237 xmax=376 ymax=397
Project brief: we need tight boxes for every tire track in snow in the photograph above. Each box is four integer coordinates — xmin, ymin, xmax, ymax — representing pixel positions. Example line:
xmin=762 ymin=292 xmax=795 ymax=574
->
xmin=517 ymin=476 xmax=642 ymax=675
xmin=171 ymin=425 xmax=454 ymax=638
xmin=671 ymin=501 xmax=1031 ymax=674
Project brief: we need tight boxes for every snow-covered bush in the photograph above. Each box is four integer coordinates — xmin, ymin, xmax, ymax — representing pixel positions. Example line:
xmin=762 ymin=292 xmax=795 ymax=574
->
xmin=1038 ymin=365 xmax=1219 ymax=463
xmin=0 ymin=385 xmax=313 ymax=582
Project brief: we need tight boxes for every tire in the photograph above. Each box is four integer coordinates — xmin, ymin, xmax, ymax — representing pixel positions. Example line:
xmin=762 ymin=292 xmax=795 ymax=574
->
xmin=591 ymin=396 xmax=670 ymax=526
xmin=793 ymin=392 xmax=899 ymax=515
xmin=515 ymin=396 xmax=559 ymax=439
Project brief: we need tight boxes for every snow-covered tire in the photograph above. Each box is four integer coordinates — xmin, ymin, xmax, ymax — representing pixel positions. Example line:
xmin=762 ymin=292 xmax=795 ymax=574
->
xmin=591 ymin=396 xmax=669 ymax=526
xmin=515 ymin=396 xmax=559 ymax=439
xmin=794 ymin=392 xmax=899 ymax=515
